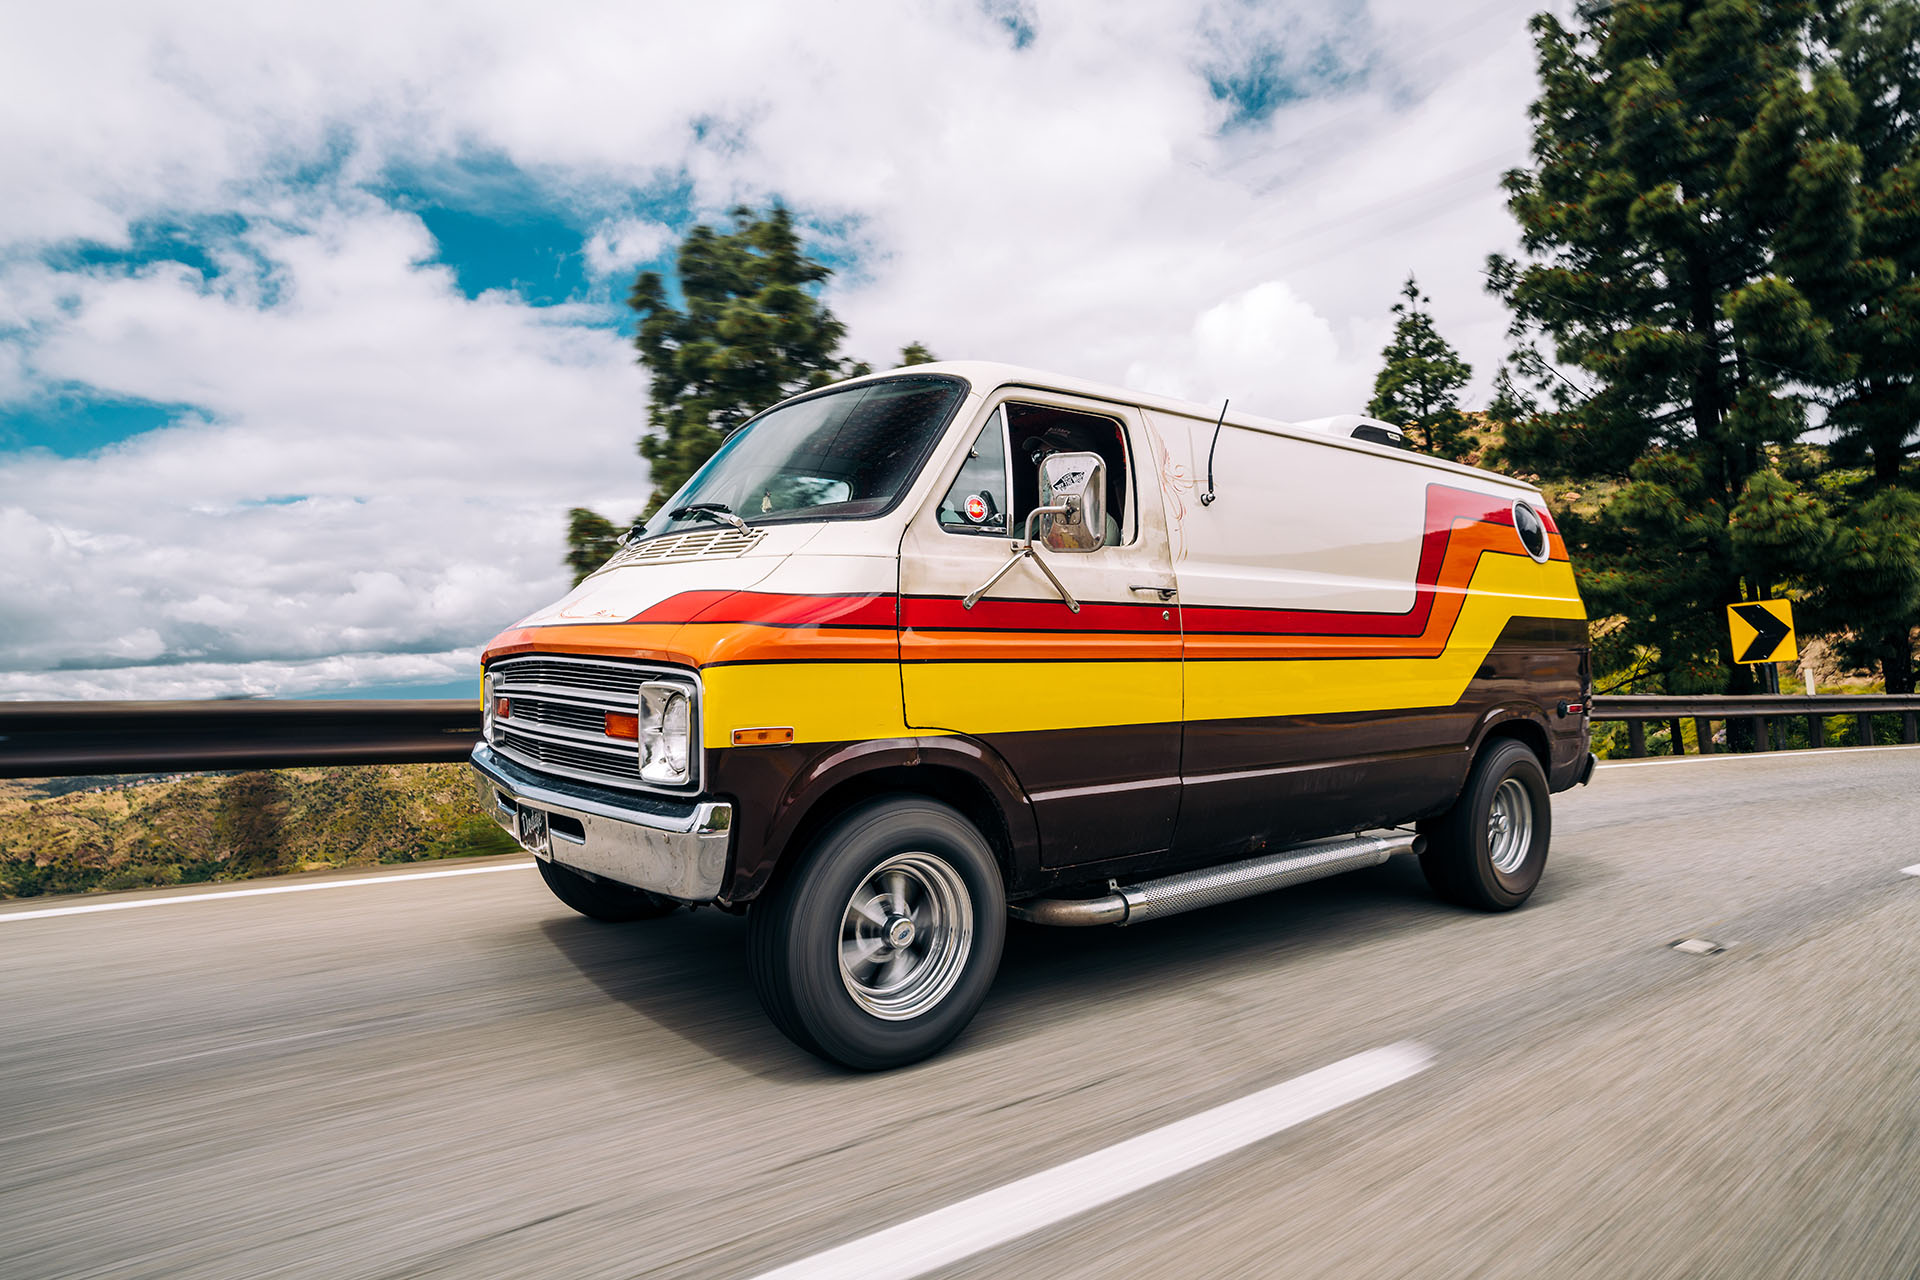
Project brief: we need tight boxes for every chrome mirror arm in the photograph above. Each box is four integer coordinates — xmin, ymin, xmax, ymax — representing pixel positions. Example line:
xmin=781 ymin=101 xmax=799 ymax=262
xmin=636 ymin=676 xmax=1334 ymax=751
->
xmin=961 ymin=503 xmax=1082 ymax=613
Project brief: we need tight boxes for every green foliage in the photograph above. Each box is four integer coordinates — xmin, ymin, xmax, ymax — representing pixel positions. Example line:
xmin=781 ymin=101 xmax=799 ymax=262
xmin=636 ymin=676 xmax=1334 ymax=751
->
xmin=564 ymin=206 xmax=936 ymax=583
xmin=1367 ymin=275 xmax=1474 ymax=458
xmin=565 ymin=507 xmax=624 ymax=587
xmin=1485 ymin=0 xmax=1920 ymax=696
xmin=0 ymin=765 xmax=519 ymax=900
xmin=627 ymin=206 xmax=855 ymax=520
xmin=213 ymin=770 xmax=291 ymax=873
xmin=1804 ymin=485 xmax=1920 ymax=689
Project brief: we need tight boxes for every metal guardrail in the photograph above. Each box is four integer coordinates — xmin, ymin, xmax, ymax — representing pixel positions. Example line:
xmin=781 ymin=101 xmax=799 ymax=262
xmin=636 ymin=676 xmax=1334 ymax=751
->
xmin=2 ymin=694 xmax=1916 ymax=778
xmin=1590 ymin=694 xmax=1920 ymax=757
xmin=0 ymin=700 xmax=479 ymax=778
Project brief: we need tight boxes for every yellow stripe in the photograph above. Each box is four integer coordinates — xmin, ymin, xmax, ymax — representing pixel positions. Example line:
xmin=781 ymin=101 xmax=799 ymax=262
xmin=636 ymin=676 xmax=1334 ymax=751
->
xmin=703 ymin=555 xmax=1584 ymax=742
xmin=1186 ymin=554 xmax=1585 ymax=721
xmin=905 ymin=660 xmax=1185 ymax=736
xmin=702 ymin=662 xmax=938 ymax=748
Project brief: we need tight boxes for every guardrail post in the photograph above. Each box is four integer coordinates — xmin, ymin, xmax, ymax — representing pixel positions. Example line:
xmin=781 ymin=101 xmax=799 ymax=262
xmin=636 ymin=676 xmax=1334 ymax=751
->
xmin=1627 ymin=720 xmax=1647 ymax=758
xmin=1857 ymin=712 xmax=1874 ymax=746
xmin=1694 ymin=716 xmax=1715 ymax=754
xmin=1905 ymin=711 xmax=1918 ymax=744
xmin=1752 ymin=716 xmax=1771 ymax=752
xmin=1808 ymin=713 xmax=1824 ymax=749
xmin=1667 ymin=718 xmax=1685 ymax=755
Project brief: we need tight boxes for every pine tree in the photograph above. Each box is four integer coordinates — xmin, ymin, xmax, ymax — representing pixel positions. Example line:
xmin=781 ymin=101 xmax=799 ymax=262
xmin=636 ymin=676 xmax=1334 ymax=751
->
xmin=564 ymin=508 xmax=624 ymax=586
xmin=1366 ymin=275 xmax=1474 ymax=459
xmin=563 ymin=207 xmax=935 ymax=583
xmin=1784 ymin=0 xmax=1920 ymax=690
xmin=1488 ymin=0 xmax=1864 ymax=698
xmin=627 ymin=206 xmax=855 ymax=519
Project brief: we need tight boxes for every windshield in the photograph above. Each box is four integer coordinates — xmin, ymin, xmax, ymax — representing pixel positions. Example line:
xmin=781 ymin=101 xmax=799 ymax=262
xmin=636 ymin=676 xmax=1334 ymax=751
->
xmin=635 ymin=376 xmax=967 ymax=540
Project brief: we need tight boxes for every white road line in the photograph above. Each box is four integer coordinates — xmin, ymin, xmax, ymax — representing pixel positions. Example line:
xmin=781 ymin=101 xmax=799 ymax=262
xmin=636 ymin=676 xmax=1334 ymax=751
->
xmin=1600 ymin=743 xmax=1920 ymax=769
xmin=0 ymin=861 xmax=536 ymax=923
xmin=1902 ymin=864 xmax=1920 ymax=878
xmin=750 ymin=1041 xmax=1432 ymax=1280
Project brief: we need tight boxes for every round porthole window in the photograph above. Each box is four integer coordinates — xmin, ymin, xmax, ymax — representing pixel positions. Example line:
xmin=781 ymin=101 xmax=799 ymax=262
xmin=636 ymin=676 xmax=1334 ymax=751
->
xmin=1513 ymin=502 xmax=1551 ymax=562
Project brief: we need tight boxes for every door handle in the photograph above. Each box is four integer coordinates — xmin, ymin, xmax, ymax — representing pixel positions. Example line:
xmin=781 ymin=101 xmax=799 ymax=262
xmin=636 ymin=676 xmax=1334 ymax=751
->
xmin=1129 ymin=584 xmax=1177 ymax=601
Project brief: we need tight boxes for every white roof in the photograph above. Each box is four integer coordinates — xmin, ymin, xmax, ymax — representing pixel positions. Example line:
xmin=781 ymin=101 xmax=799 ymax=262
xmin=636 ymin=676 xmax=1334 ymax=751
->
xmin=820 ymin=360 xmax=1534 ymax=493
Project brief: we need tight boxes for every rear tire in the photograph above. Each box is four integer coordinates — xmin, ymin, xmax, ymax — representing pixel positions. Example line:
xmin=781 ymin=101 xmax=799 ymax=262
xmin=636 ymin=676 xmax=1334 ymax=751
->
xmin=747 ymin=797 xmax=1005 ymax=1071
xmin=537 ymin=857 xmax=680 ymax=922
xmin=1420 ymin=738 xmax=1551 ymax=911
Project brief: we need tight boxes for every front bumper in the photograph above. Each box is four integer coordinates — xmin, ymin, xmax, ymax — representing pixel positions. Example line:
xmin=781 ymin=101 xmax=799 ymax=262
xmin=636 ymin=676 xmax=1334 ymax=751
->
xmin=469 ymin=743 xmax=733 ymax=902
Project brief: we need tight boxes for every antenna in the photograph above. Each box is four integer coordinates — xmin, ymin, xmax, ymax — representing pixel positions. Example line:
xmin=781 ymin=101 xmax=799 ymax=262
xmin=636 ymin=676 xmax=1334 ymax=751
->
xmin=1199 ymin=399 xmax=1229 ymax=507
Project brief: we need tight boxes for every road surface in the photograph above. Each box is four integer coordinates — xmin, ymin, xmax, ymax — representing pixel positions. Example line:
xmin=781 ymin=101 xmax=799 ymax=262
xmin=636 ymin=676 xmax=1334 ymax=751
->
xmin=3 ymin=746 xmax=1918 ymax=1278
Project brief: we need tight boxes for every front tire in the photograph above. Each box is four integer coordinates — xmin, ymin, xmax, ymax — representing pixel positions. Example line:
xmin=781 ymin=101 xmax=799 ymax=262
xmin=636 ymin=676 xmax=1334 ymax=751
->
xmin=1420 ymin=738 xmax=1551 ymax=911
xmin=537 ymin=857 xmax=680 ymax=922
xmin=747 ymin=797 xmax=1006 ymax=1070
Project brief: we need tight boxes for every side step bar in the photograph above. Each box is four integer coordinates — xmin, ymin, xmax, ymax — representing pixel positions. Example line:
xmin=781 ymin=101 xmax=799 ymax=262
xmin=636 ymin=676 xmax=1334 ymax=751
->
xmin=1009 ymin=830 xmax=1425 ymax=927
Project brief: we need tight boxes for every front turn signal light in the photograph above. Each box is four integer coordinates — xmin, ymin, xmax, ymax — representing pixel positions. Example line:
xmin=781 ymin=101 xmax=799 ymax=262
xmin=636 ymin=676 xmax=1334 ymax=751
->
xmin=604 ymin=711 xmax=639 ymax=740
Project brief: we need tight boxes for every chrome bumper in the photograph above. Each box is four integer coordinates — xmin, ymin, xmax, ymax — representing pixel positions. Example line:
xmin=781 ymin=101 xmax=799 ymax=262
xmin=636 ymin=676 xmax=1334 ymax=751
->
xmin=469 ymin=743 xmax=733 ymax=902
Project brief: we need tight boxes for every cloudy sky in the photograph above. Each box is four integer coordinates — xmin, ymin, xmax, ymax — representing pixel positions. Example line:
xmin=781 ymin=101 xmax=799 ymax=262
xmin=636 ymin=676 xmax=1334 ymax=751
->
xmin=1 ymin=0 xmax=1567 ymax=700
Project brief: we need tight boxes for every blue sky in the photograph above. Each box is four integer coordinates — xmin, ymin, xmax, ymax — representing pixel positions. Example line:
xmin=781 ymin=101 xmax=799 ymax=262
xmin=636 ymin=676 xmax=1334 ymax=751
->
xmin=0 ymin=0 xmax=1553 ymax=700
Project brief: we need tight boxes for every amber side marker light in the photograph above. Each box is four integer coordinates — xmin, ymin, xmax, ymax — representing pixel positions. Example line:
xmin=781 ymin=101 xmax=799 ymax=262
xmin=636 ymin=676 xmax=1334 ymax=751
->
xmin=732 ymin=727 xmax=795 ymax=747
xmin=604 ymin=711 xmax=640 ymax=740
xmin=494 ymin=697 xmax=511 ymax=719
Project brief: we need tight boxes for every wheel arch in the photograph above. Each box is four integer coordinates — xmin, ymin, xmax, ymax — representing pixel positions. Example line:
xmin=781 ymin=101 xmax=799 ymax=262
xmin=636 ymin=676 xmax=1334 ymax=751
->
xmin=721 ymin=735 xmax=1039 ymax=902
xmin=1470 ymin=707 xmax=1552 ymax=774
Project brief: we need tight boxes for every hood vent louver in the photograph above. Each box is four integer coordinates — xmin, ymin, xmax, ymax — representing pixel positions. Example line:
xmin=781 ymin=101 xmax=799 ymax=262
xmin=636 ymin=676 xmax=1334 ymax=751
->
xmin=600 ymin=527 xmax=767 ymax=571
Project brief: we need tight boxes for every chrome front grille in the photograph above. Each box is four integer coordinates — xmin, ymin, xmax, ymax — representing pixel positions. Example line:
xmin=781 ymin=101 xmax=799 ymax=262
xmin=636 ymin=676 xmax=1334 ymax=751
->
xmin=487 ymin=655 xmax=697 ymax=793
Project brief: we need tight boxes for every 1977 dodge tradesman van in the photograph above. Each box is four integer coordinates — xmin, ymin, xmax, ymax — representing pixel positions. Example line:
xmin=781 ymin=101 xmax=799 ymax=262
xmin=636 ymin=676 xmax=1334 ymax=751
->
xmin=472 ymin=363 xmax=1593 ymax=1068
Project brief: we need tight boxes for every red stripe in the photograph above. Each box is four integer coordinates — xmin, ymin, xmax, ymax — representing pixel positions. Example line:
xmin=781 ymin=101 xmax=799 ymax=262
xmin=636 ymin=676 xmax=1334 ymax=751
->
xmin=622 ymin=485 xmax=1535 ymax=637
xmin=630 ymin=591 xmax=897 ymax=628
xmin=903 ymin=596 xmax=1179 ymax=633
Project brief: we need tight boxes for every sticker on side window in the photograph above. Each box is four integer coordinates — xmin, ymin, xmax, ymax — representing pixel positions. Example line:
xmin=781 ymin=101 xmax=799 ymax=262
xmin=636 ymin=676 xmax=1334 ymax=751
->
xmin=964 ymin=493 xmax=990 ymax=523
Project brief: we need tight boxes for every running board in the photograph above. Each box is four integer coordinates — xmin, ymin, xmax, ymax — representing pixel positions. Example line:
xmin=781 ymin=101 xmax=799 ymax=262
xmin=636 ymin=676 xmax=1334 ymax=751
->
xmin=1009 ymin=830 xmax=1425 ymax=927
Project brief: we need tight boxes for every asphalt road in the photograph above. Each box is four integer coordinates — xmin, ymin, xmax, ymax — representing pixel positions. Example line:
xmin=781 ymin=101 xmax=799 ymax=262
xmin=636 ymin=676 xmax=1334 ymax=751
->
xmin=3 ymin=746 xmax=1918 ymax=1279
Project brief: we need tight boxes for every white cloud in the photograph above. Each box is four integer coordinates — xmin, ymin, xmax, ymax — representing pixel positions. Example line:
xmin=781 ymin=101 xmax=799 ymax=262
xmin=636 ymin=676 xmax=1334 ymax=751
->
xmin=0 ymin=201 xmax=647 ymax=692
xmin=0 ymin=0 xmax=1568 ymax=697
xmin=0 ymin=649 xmax=481 ymax=702
xmin=582 ymin=217 xmax=673 ymax=279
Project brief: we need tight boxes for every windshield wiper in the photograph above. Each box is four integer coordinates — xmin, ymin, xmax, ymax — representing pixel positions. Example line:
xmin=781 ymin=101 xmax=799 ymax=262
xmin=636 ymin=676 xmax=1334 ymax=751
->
xmin=667 ymin=502 xmax=750 ymax=534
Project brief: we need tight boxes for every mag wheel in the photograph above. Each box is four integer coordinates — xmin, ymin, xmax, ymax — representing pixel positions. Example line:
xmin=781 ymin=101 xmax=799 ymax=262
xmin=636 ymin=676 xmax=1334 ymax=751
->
xmin=748 ymin=797 xmax=1005 ymax=1070
xmin=1420 ymin=738 xmax=1551 ymax=911
xmin=537 ymin=857 xmax=680 ymax=922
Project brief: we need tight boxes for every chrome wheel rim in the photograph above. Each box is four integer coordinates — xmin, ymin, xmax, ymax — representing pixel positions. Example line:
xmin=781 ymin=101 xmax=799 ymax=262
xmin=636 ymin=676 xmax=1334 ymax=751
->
xmin=1487 ymin=777 xmax=1534 ymax=875
xmin=839 ymin=852 xmax=974 ymax=1021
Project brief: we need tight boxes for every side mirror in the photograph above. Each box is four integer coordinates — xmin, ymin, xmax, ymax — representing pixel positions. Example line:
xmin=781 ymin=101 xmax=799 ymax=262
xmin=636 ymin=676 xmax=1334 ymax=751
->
xmin=1035 ymin=451 xmax=1107 ymax=553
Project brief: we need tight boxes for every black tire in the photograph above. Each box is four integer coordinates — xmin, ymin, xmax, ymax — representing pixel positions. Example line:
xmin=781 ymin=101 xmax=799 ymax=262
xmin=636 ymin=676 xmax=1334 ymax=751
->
xmin=1420 ymin=738 xmax=1551 ymax=911
xmin=746 ymin=797 xmax=1006 ymax=1071
xmin=537 ymin=857 xmax=680 ymax=922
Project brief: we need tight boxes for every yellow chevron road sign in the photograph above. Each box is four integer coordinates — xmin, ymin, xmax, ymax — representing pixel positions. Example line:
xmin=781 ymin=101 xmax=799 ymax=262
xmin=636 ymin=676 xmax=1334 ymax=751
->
xmin=1726 ymin=598 xmax=1797 ymax=665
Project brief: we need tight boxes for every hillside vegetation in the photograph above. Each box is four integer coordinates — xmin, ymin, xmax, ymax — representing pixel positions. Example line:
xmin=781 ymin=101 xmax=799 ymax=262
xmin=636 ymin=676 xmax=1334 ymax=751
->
xmin=0 ymin=763 xmax=518 ymax=899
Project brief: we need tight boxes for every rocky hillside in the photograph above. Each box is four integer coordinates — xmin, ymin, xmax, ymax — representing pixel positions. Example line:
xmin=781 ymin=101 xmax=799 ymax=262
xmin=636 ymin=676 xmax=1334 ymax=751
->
xmin=0 ymin=763 xmax=518 ymax=899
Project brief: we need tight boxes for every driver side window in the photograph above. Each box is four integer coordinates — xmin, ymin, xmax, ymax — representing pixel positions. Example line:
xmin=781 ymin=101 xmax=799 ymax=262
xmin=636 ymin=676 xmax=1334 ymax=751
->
xmin=937 ymin=408 xmax=1010 ymax=535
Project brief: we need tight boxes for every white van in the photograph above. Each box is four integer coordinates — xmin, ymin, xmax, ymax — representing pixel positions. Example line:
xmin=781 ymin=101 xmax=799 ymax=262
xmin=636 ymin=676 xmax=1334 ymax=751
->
xmin=472 ymin=362 xmax=1593 ymax=1068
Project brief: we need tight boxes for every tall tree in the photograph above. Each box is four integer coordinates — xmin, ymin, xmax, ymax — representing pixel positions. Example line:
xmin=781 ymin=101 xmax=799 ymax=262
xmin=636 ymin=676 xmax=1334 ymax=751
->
xmin=627 ymin=206 xmax=853 ymax=521
xmin=564 ymin=206 xmax=934 ymax=583
xmin=1367 ymin=275 xmax=1474 ymax=458
xmin=1488 ymin=0 xmax=1864 ymax=697
xmin=1746 ymin=0 xmax=1920 ymax=690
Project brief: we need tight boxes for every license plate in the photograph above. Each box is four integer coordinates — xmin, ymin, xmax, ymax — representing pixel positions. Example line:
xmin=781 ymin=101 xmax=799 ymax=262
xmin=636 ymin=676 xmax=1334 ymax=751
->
xmin=516 ymin=805 xmax=550 ymax=856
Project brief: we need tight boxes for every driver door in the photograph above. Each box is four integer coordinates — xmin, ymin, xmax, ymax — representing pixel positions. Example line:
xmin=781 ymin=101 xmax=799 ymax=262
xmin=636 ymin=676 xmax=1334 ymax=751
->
xmin=899 ymin=392 xmax=1182 ymax=867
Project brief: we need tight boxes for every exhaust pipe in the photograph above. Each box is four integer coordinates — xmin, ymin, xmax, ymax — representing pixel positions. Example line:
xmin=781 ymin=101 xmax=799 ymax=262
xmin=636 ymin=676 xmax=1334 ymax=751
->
xmin=1009 ymin=830 xmax=1425 ymax=927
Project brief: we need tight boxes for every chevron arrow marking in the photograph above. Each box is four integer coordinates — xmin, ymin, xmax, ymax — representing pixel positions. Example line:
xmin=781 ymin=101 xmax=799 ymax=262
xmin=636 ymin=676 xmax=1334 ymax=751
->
xmin=1732 ymin=602 xmax=1792 ymax=663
